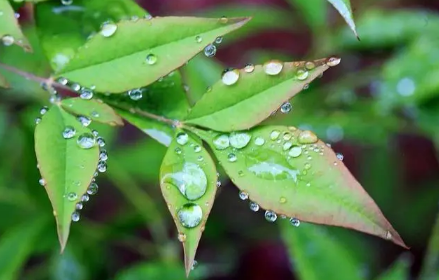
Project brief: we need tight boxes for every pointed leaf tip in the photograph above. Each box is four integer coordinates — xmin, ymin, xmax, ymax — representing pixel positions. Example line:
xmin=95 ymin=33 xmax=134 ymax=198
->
xmin=327 ymin=0 xmax=358 ymax=38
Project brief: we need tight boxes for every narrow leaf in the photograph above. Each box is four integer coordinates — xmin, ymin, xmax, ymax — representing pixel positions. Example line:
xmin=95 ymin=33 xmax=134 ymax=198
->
xmin=0 ymin=73 xmax=9 ymax=88
xmin=35 ymin=105 xmax=100 ymax=251
xmin=0 ymin=218 xmax=46 ymax=279
xmin=327 ymin=0 xmax=358 ymax=38
xmin=197 ymin=126 xmax=406 ymax=247
xmin=186 ymin=57 xmax=337 ymax=131
xmin=160 ymin=130 xmax=218 ymax=276
xmin=0 ymin=0 xmax=32 ymax=51
xmin=419 ymin=211 xmax=439 ymax=280
xmin=61 ymin=98 xmax=124 ymax=126
xmin=56 ymin=17 xmax=250 ymax=93
xmin=375 ymin=255 xmax=411 ymax=280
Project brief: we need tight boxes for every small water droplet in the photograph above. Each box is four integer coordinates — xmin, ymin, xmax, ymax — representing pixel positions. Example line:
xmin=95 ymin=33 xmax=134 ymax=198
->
xmin=227 ymin=153 xmax=237 ymax=162
xmin=221 ymin=69 xmax=240 ymax=86
xmin=244 ymin=63 xmax=255 ymax=73
xmin=87 ymin=182 xmax=98 ymax=195
xmin=283 ymin=142 xmax=293 ymax=151
xmin=249 ymin=201 xmax=259 ymax=212
xmin=279 ymin=196 xmax=287 ymax=204
xmin=78 ymin=116 xmax=91 ymax=127
xmin=39 ymin=178 xmax=45 ymax=186
xmin=195 ymin=35 xmax=202 ymax=43
xmin=263 ymin=60 xmax=283 ymax=75
xmin=270 ymin=130 xmax=280 ymax=140
xmin=77 ymin=133 xmax=95 ymax=149
xmin=239 ymin=191 xmax=249 ymax=200
xmin=80 ymin=88 xmax=93 ymax=100
xmin=57 ymin=77 xmax=68 ymax=85
xmin=128 ymin=88 xmax=143 ymax=100
xmin=290 ymin=217 xmax=300 ymax=227
xmin=35 ymin=117 xmax=41 ymax=124
xmin=204 ymin=44 xmax=217 ymax=57
xmin=304 ymin=162 xmax=311 ymax=170
xmin=81 ymin=194 xmax=89 ymax=202
xmin=97 ymin=137 xmax=105 ymax=147
xmin=220 ymin=16 xmax=228 ymax=24
xmin=71 ymin=83 xmax=81 ymax=91
xmin=76 ymin=202 xmax=83 ymax=210
xmin=298 ymin=130 xmax=318 ymax=144
xmin=191 ymin=260 xmax=198 ymax=271
xmin=254 ymin=137 xmax=265 ymax=146
xmin=176 ymin=132 xmax=189 ymax=145
xmin=265 ymin=210 xmax=277 ymax=222
xmin=2 ymin=35 xmax=14 ymax=46
xmin=175 ymin=147 xmax=182 ymax=154
xmin=305 ymin=61 xmax=315 ymax=70
xmin=92 ymin=130 xmax=99 ymax=137
xmin=213 ymin=134 xmax=230 ymax=150
xmin=97 ymin=161 xmax=107 ymax=173
xmin=326 ymin=57 xmax=341 ymax=67
xmin=67 ymin=192 xmax=77 ymax=201
xmin=336 ymin=153 xmax=344 ymax=161
xmin=100 ymin=22 xmax=118 ymax=37
xmin=216 ymin=181 xmax=221 ymax=187
xmin=40 ymin=106 xmax=48 ymax=115
xmin=71 ymin=211 xmax=80 ymax=222
xmin=215 ymin=36 xmax=223 ymax=44
xmin=178 ymin=232 xmax=186 ymax=242
xmin=145 ymin=53 xmax=157 ymax=65
xmin=194 ymin=145 xmax=202 ymax=153
xmin=280 ymin=102 xmax=292 ymax=113
xmin=229 ymin=132 xmax=251 ymax=149
xmin=296 ymin=69 xmax=309 ymax=80
xmin=177 ymin=203 xmax=203 ymax=228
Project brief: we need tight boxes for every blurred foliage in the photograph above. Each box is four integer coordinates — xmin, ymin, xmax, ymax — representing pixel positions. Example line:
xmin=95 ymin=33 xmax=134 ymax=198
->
xmin=0 ymin=0 xmax=439 ymax=279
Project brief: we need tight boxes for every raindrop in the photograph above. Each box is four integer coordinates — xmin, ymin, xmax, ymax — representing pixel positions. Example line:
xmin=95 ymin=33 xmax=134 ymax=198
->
xmin=296 ymin=69 xmax=309 ymax=80
xmin=57 ymin=77 xmax=68 ymax=85
xmin=239 ymin=191 xmax=249 ymax=200
xmin=263 ymin=60 xmax=283 ymax=75
xmin=254 ymin=137 xmax=265 ymax=146
xmin=87 ymin=182 xmax=98 ymax=195
xmin=195 ymin=36 xmax=202 ymax=43
xmin=336 ymin=153 xmax=344 ymax=161
xmin=162 ymin=162 xmax=207 ymax=201
xmin=265 ymin=210 xmax=277 ymax=222
xmin=80 ymin=88 xmax=93 ymax=100
xmin=98 ymin=161 xmax=107 ymax=173
xmin=270 ymin=130 xmax=280 ymax=140
xmin=194 ymin=145 xmax=201 ymax=153
xmin=290 ymin=217 xmax=300 ymax=227
xmin=81 ymin=194 xmax=89 ymax=202
xmin=99 ymin=150 xmax=108 ymax=161
xmin=197 ymin=156 xmax=204 ymax=161
xmin=100 ymin=23 xmax=117 ymax=37
xmin=77 ymin=133 xmax=95 ymax=149
xmin=39 ymin=178 xmax=46 ymax=186
xmin=40 ymin=106 xmax=48 ymax=115
xmin=145 ymin=53 xmax=157 ymax=65
xmin=298 ymin=130 xmax=318 ymax=144
xmin=221 ymin=69 xmax=240 ymax=86
xmin=77 ymin=116 xmax=91 ymax=126
xmin=326 ymin=57 xmax=341 ymax=67
xmin=215 ymin=36 xmax=223 ymax=44
xmin=178 ymin=232 xmax=186 ymax=242
xmin=305 ymin=61 xmax=315 ymax=70
xmin=71 ymin=83 xmax=81 ymax=91
xmin=76 ymin=202 xmax=83 ymax=210
xmin=204 ymin=44 xmax=217 ymax=57
xmin=229 ymin=132 xmax=251 ymax=149
xmin=35 ymin=117 xmax=42 ymax=124
xmin=67 ymin=192 xmax=77 ymax=201
xmin=280 ymin=102 xmax=292 ymax=113
xmin=227 ymin=153 xmax=237 ymax=162
xmin=128 ymin=88 xmax=143 ymax=100
xmin=1 ymin=35 xmax=14 ymax=46
xmin=177 ymin=203 xmax=203 ymax=228
xmin=249 ymin=201 xmax=259 ymax=212
xmin=213 ymin=134 xmax=230 ymax=150
xmin=244 ymin=63 xmax=255 ymax=73
xmin=176 ymin=132 xmax=189 ymax=145
xmin=71 ymin=212 xmax=80 ymax=222
xmin=97 ymin=137 xmax=106 ymax=147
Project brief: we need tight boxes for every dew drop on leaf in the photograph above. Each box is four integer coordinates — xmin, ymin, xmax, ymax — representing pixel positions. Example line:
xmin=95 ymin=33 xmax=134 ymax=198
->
xmin=288 ymin=146 xmax=302 ymax=158
xmin=175 ymin=147 xmax=182 ymax=154
xmin=177 ymin=203 xmax=203 ymax=228
xmin=220 ymin=16 xmax=228 ymax=24
xmin=263 ymin=60 xmax=283 ymax=75
xmin=244 ymin=63 xmax=255 ymax=73
xmin=254 ymin=137 xmax=265 ymax=146
xmin=178 ymin=232 xmax=186 ymax=242
xmin=97 ymin=137 xmax=105 ymax=147
xmin=336 ymin=153 xmax=344 ymax=161
xmin=81 ymin=194 xmax=89 ymax=202
xmin=249 ymin=201 xmax=259 ymax=212
xmin=213 ymin=134 xmax=230 ymax=150
xmin=283 ymin=142 xmax=293 ymax=151
xmin=71 ymin=83 xmax=81 ymax=92
xmin=239 ymin=191 xmax=249 ymax=200
xmin=145 ymin=53 xmax=157 ymax=65
xmin=195 ymin=35 xmax=202 ymax=43
xmin=62 ymin=126 xmax=76 ymax=139
xmin=280 ymin=102 xmax=292 ymax=113
xmin=298 ymin=130 xmax=318 ymax=144
xmin=229 ymin=132 xmax=251 ymax=149
xmin=194 ymin=145 xmax=201 ymax=153
xmin=66 ymin=192 xmax=77 ymax=201
xmin=71 ymin=211 xmax=80 ymax=222
xmin=97 ymin=161 xmax=107 ymax=173
xmin=204 ymin=44 xmax=217 ymax=57
xmin=100 ymin=23 xmax=117 ymax=37
xmin=221 ymin=69 xmax=240 ymax=86
xmin=35 ymin=117 xmax=41 ymax=125
xmin=290 ymin=217 xmax=300 ymax=227
xmin=305 ymin=61 xmax=315 ymax=70
xmin=1 ymin=35 xmax=14 ymax=46
xmin=176 ymin=132 xmax=189 ymax=145
xmin=296 ymin=69 xmax=309 ymax=80
xmin=326 ymin=57 xmax=341 ymax=67
xmin=162 ymin=162 xmax=207 ymax=201
xmin=76 ymin=202 xmax=83 ymax=210
xmin=246 ymin=150 xmax=299 ymax=181
xmin=76 ymin=133 xmax=96 ymax=149
xmin=265 ymin=210 xmax=277 ymax=222
xmin=215 ymin=36 xmax=223 ymax=44
xmin=270 ymin=130 xmax=280 ymax=140
xmin=87 ymin=182 xmax=98 ymax=195
xmin=77 ymin=116 xmax=91 ymax=127
xmin=128 ymin=88 xmax=143 ymax=100
xmin=227 ymin=153 xmax=237 ymax=162
xmin=57 ymin=77 xmax=68 ymax=85
xmin=40 ymin=106 xmax=48 ymax=115
xmin=38 ymin=178 xmax=45 ymax=186
xmin=80 ymin=88 xmax=93 ymax=100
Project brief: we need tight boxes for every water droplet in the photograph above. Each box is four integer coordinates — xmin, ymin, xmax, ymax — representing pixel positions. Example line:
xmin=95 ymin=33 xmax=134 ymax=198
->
xmin=57 ymin=77 xmax=68 ymax=85
xmin=78 ymin=116 xmax=91 ymax=126
xmin=215 ymin=36 xmax=223 ymax=44
xmin=296 ymin=69 xmax=309 ymax=80
xmin=220 ymin=16 xmax=228 ymax=23
xmin=263 ymin=60 xmax=283 ymax=75
xmin=191 ymin=260 xmax=198 ymax=271
xmin=176 ymin=132 xmax=189 ymax=145
xmin=71 ymin=211 xmax=80 ymax=222
xmin=145 ymin=53 xmax=157 ymax=65
xmin=178 ymin=232 xmax=186 ymax=242
xmin=97 ymin=161 xmax=107 ymax=173
xmin=97 ymin=137 xmax=105 ymax=147
xmin=386 ymin=231 xmax=392 ymax=240
xmin=213 ymin=134 xmax=230 ymax=150
xmin=204 ymin=44 xmax=217 ymax=57
xmin=228 ymin=153 xmax=237 ymax=162
xmin=197 ymin=155 xmax=204 ymax=162
xmin=244 ymin=63 xmax=255 ymax=73
xmin=91 ymin=111 xmax=99 ymax=118
xmin=326 ymin=57 xmax=341 ymax=67
xmin=67 ymin=192 xmax=77 ymax=201
xmin=283 ymin=132 xmax=292 ymax=141
xmin=87 ymin=182 xmax=98 ymax=195
xmin=288 ymin=146 xmax=302 ymax=158
xmin=247 ymin=150 xmax=299 ymax=181
xmin=280 ymin=102 xmax=292 ymax=113
xmin=80 ymin=88 xmax=93 ymax=100
xmin=194 ymin=145 xmax=201 ymax=153
xmin=35 ymin=117 xmax=41 ymax=124
xmin=128 ymin=88 xmax=143 ymax=100
xmin=305 ymin=61 xmax=315 ymax=70
xmin=249 ymin=201 xmax=259 ymax=212
xmin=81 ymin=194 xmax=89 ymax=202
xmin=216 ymin=181 xmax=221 ymax=187
xmin=100 ymin=23 xmax=117 ymax=37
xmin=2 ymin=35 xmax=14 ymax=46
xmin=254 ymin=137 xmax=265 ymax=146
xmin=175 ymin=147 xmax=182 ymax=154
xmin=336 ymin=153 xmax=344 ymax=161
xmin=270 ymin=130 xmax=280 ymax=140
xmin=40 ymin=106 xmax=48 ymax=115
xmin=92 ymin=130 xmax=99 ymax=137
xmin=49 ymin=94 xmax=61 ymax=104
xmin=304 ymin=162 xmax=311 ymax=170
xmin=229 ymin=132 xmax=251 ymax=149
xmin=290 ymin=217 xmax=300 ymax=227
xmin=239 ymin=191 xmax=249 ymax=200
xmin=221 ymin=69 xmax=240 ymax=86
xmin=77 ymin=133 xmax=95 ymax=149
xmin=298 ymin=130 xmax=318 ymax=144
xmin=71 ymin=83 xmax=81 ymax=91
xmin=303 ymin=84 xmax=309 ymax=90
xmin=177 ymin=203 xmax=203 ymax=228
xmin=76 ymin=202 xmax=83 ymax=210
xmin=162 ymin=162 xmax=207 ymax=201
xmin=280 ymin=197 xmax=287 ymax=203
xmin=39 ymin=178 xmax=45 ymax=186
xmin=265 ymin=210 xmax=277 ymax=222
xmin=195 ymin=35 xmax=202 ymax=43
xmin=283 ymin=142 xmax=293 ymax=151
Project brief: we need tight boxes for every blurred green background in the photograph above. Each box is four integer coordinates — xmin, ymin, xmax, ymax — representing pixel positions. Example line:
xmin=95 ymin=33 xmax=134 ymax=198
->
xmin=1 ymin=0 xmax=439 ymax=279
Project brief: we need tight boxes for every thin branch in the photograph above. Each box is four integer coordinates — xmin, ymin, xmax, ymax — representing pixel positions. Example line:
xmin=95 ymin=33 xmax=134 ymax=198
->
xmin=0 ymin=62 xmax=50 ymax=85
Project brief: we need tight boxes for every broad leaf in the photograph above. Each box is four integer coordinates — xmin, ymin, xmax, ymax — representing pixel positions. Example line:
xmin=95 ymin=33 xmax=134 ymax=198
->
xmin=0 ymin=0 xmax=31 ymax=51
xmin=197 ymin=126 xmax=406 ymax=247
xmin=281 ymin=222 xmax=365 ymax=280
xmin=0 ymin=73 xmax=8 ymax=88
xmin=55 ymin=17 xmax=250 ymax=93
xmin=0 ymin=218 xmax=46 ymax=279
xmin=35 ymin=105 xmax=100 ymax=251
xmin=327 ymin=0 xmax=358 ymax=38
xmin=35 ymin=0 xmax=147 ymax=72
xmin=419 ymin=212 xmax=439 ymax=280
xmin=61 ymin=98 xmax=123 ymax=126
xmin=375 ymin=255 xmax=410 ymax=280
xmin=160 ymin=130 xmax=218 ymax=276
xmin=186 ymin=57 xmax=337 ymax=131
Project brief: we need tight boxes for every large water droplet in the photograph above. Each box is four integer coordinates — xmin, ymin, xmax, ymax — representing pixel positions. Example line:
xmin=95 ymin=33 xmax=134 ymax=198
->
xmin=229 ymin=132 xmax=251 ymax=149
xmin=176 ymin=132 xmax=189 ymax=145
xmin=2 ymin=35 xmax=14 ymax=46
xmin=146 ymin=53 xmax=157 ymax=65
xmin=249 ymin=201 xmax=259 ymax=212
xmin=280 ymin=102 xmax=292 ymax=113
xmin=128 ymin=88 xmax=143 ymax=100
xmin=263 ymin=60 xmax=283 ymax=75
xmin=326 ymin=57 xmax=341 ymax=67
xmin=77 ymin=133 xmax=96 ymax=149
xmin=246 ymin=150 xmax=299 ymax=182
xmin=296 ymin=69 xmax=309 ymax=80
xmin=221 ymin=69 xmax=240 ymax=86
xmin=298 ymin=130 xmax=318 ymax=144
xmin=290 ymin=217 xmax=300 ymax=227
xmin=162 ymin=162 xmax=207 ymax=201
xmin=213 ymin=134 xmax=230 ymax=150
xmin=239 ymin=191 xmax=249 ymax=200
xmin=177 ymin=203 xmax=203 ymax=228
xmin=204 ymin=44 xmax=217 ymax=57
xmin=100 ymin=23 xmax=117 ymax=37
xmin=265 ymin=210 xmax=277 ymax=222
xmin=288 ymin=146 xmax=302 ymax=158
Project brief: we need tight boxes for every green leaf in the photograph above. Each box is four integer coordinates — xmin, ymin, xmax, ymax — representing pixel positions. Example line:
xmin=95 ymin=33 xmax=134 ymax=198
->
xmin=56 ymin=17 xmax=250 ymax=93
xmin=0 ymin=73 xmax=8 ymax=88
xmin=186 ymin=57 xmax=337 ymax=131
xmin=375 ymin=255 xmax=411 ymax=280
xmin=0 ymin=0 xmax=31 ymax=51
xmin=419 ymin=212 xmax=439 ymax=280
xmin=197 ymin=126 xmax=406 ymax=247
xmin=287 ymin=0 xmax=327 ymax=33
xmin=35 ymin=0 xmax=147 ymax=72
xmin=281 ymin=222 xmax=364 ymax=280
xmin=327 ymin=0 xmax=358 ymax=38
xmin=35 ymin=105 xmax=100 ymax=251
xmin=61 ymin=98 xmax=124 ymax=126
xmin=0 ymin=217 xmax=46 ymax=279
xmin=160 ymin=130 xmax=218 ymax=276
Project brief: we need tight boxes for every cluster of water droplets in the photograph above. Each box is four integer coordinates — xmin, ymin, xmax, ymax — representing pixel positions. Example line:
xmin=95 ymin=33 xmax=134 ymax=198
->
xmin=201 ymin=18 xmax=226 ymax=58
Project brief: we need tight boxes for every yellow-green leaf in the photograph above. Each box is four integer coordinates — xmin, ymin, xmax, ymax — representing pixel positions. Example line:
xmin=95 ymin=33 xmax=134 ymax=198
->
xmin=61 ymin=98 xmax=124 ymax=126
xmin=0 ymin=0 xmax=32 ymax=51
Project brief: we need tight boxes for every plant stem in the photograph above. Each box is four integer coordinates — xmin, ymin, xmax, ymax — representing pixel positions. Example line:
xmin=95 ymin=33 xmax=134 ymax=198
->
xmin=0 ymin=62 xmax=49 ymax=85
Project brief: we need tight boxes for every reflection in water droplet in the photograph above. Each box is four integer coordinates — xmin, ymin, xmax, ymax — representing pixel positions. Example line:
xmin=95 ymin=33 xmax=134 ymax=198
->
xmin=290 ymin=217 xmax=300 ymax=227
xmin=263 ymin=60 xmax=283 ymax=75
xmin=239 ymin=191 xmax=249 ymax=200
xmin=228 ymin=153 xmax=237 ymax=162
xmin=244 ymin=63 xmax=255 ymax=73
xmin=178 ymin=203 xmax=203 ymax=228
xmin=246 ymin=150 xmax=299 ymax=182
xmin=176 ymin=132 xmax=189 ymax=145
xmin=270 ymin=130 xmax=280 ymax=140
xmin=204 ymin=44 xmax=217 ymax=57
xmin=62 ymin=126 xmax=76 ymax=139
xmin=265 ymin=210 xmax=277 ymax=222
xmin=146 ymin=53 xmax=157 ymax=65
xmin=162 ymin=162 xmax=207 ymax=201
xmin=229 ymin=132 xmax=251 ymax=149
xmin=222 ymin=69 xmax=240 ymax=86
xmin=254 ymin=137 xmax=265 ymax=146
xmin=249 ymin=201 xmax=259 ymax=212
xmin=213 ymin=134 xmax=230 ymax=150
xmin=298 ymin=130 xmax=318 ymax=144
xmin=77 ymin=133 xmax=96 ymax=149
